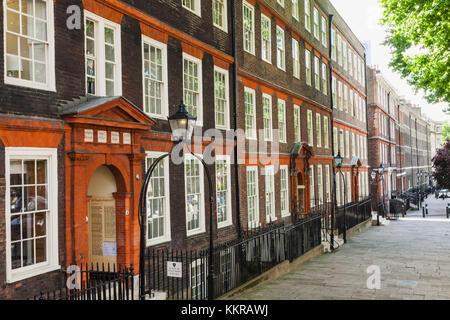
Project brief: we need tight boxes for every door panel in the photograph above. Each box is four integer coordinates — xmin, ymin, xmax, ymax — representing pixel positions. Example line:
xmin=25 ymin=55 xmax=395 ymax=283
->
xmin=89 ymin=197 xmax=117 ymax=266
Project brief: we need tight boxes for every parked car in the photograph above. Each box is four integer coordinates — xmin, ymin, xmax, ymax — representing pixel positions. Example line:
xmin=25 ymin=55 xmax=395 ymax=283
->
xmin=438 ymin=189 xmax=449 ymax=199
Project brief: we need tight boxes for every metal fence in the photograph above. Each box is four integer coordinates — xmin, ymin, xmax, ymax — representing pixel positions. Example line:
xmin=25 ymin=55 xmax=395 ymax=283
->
xmin=33 ymin=264 xmax=135 ymax=300
xmin=145 ymin=213 xmax=322 ymax=300
xmin=335 ymin=198 xmax=371 ymax=235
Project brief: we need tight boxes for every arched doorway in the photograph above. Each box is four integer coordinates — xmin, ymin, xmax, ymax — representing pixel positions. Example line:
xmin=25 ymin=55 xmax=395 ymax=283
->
xmin=87 ymin=166 xmax=118 ymax=266
xmin=297 ymin=173 xmax=305 ymax=214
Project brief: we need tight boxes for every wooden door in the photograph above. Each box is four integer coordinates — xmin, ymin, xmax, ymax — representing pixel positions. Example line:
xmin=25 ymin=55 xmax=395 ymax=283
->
xmin=89 ymin=197 xmax=117 ymax=267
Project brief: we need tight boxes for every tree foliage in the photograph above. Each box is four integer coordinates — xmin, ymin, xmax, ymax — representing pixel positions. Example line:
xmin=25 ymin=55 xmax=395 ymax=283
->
xmin=443 ymin=121 xmax=450 ymax=143
xmin=432 ymin=139 xmax=450 ymax=189
xmin=379 ymin=0 xmax=450 ymax=107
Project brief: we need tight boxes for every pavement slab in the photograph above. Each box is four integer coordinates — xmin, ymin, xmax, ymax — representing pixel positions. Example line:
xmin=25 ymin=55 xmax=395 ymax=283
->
xmin=233 ymin=197 xmax=450 ymax=300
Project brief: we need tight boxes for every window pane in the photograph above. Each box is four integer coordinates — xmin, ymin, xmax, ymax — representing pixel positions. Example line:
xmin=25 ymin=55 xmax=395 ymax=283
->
xmin=7 ymin=10 xmax=20 ymax=33
xmin=36 ymin=237 xmax=46 ymax=263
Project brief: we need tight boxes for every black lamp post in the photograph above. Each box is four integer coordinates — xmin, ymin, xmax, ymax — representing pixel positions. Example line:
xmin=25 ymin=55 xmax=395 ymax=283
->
xmin=373 ymin=163 xmax=384 ymax=225
xmin=334 ymin=151 xmax=346 ymax=243
xmin=138 ymin=101 xmax=215 ymax=300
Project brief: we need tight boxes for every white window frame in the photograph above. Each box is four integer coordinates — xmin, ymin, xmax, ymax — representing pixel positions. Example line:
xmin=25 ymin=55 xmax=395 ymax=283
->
xmin=345 ymin=130 xmax=350 ymax=158
xmin=243 ymin=1 xmax=255 ymax=55
xmin=277 ymin=0 xmax=285 ymax=7
xmin=294 ymin=104 xmax=301 ymax=142
xmin=264 ymin=165 xmax=276 ymax=222
xmin=337 ymin=34 xmax=342 ymax=66
xmin=351 ymin=131 xmax=355 ymax=157
xmin=344 ymin=84 xmax=348 ymax=113
xmin=184 ymin=153 xmax=206 ymax=237
xmin=316 ymin=113 xmax=321 ymax=147
xmin=343 ymin=41 xmax=347 ymax=71
xmin=307 ymin=109 xmax=313 ymax=146
xmin=292 ymin=38 xmax=300 ymax=79
xmin=292 ymin=0 xmax=299 ymax=21
xmin=280 ymin=165 xmax=290 ymax=217
xmin=213 ymin=0 xmax=228 ymax=32
xmin=183 ymin=52 xmax=203 ymax=126
xmin=325 ymin=165 xmax=331 ymax=202
xmin=313 ymin=7 xmax=319 ymax=40
xmin=84 ymin=10 xmax=122 ymax=97
xmin=314 ymin=56 xmax=320 ymax=91
xmin=346 ymin=171 xmax=351 ymax=203
xmin=246 ymin=166 xmax=260 ymax=229
xmin=321 ymin=62 xmax=327 ymax=95
xmin=262 ymin=93 xmax=273 ymax=141
xmin=182 ymin=0 xmax=201 ymax=16
xmin=333 ymin=126 xmax=338 ymax=156
xmin=338 ymin=81 xmax=343 ymax=111
xmin=321 ymin=16 xmax=327 ymax=47
xmin=324 ymin=116 xmax=329 ymax=148
xmin=317 ymin=165 xmax=323 ymax=205
xmin=305 ymin=49 xmax=311 ymax=86
xmin=142 ymin=35 xmax=169 ymax=119
xmin=304 ymin=0 xmax=311 ymax=32
xmin=261 ymin=14 xmax=271 ymax=64
xmin=309 ymin=165 xmax=315 ymax=207
xmin=216 ymin=155 xmax=232 ymax=229
xmin=332 ymin=76 xmax=336 ymax=108
xmin=5 ymin=147 xmax=59 ymax=283
xmin=244 ymin=87 xmax=257 ymax=140
xmin=277 ymin=99 xmax=286 ymax=143
xmin=145 ymin=151 xmax=171 ymax=246
xmin=331 ymin=29 xmax=336 ymax=61
xmin=276 ymin=26 xmax=285 ymax=71
xmin=4 ymin=0 xmax=56 ymax=91
xmin=190 ymin=258 xmax=206 ymax=299
xmin=214 ymin=66 xmax=230 ymax=130
xmin=349 ymin=88 xmax=354 ymax=116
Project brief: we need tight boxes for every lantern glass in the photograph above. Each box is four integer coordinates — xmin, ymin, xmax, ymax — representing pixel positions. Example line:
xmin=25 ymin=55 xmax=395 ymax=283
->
xmin=334 ymin=152 xmax=343 ymax=168
xmin=168 ymin=101 xmax=197 ymax=142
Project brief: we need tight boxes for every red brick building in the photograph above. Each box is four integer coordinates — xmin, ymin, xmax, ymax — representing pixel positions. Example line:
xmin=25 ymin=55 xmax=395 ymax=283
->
xmin=235 ymin=0 xmax=335 ymax=229
xmin=0 ymin=0 xmax=238 ymax=299
xmin=366 ymin=67 xmax=400 ymax=207
xmin=0 ymin=0 xmax=372 ymax=299
xmin=328 ymin=5 xmax=369 ymax=207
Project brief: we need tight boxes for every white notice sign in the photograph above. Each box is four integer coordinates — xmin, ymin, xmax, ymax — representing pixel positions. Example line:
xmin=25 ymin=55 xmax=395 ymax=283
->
xmin=102 ymin=242 xmax=117 ymax=256
xmin=167 ymin=261 xmax=182 ymax=278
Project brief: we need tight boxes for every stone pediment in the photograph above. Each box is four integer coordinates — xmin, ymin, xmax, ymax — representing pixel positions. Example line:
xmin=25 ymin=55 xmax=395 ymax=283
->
xmin=59 ymin=96 xmax=155 ymax=130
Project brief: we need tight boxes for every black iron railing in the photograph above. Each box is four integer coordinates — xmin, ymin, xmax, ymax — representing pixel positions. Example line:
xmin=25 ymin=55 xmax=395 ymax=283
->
xmin=335 ymin=198 xmax=371 ymax=235
xmin=145 ymin=214 xmax=322 ymax=300
xmin=33 ymin=264 xmax=135 ymax=300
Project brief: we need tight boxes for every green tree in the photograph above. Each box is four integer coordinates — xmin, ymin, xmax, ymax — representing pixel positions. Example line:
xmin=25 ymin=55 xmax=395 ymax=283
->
xmin=443 ymin=121 xmax=450 ymax=143
xmin=379 ymin=0 xmax=450 ymax=107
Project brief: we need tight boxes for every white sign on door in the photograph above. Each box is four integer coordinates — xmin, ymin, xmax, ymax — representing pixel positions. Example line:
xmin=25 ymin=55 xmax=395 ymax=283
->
xmin=167 ymin=261 xmax=182 ymax=278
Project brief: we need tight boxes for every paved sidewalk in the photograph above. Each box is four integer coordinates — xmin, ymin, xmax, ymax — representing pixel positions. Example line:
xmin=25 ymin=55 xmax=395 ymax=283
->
xmin=234 ymin=199 xmax=450 ymax=300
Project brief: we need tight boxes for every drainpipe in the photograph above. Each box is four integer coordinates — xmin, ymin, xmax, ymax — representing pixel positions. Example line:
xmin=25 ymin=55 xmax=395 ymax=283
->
xmin=230 ymin=0 xmax=242 ymax=239
xmin=363 ymin=52 xmax=369 ymax=202
xmin=328 ymin=14 xmax=336 ymax=251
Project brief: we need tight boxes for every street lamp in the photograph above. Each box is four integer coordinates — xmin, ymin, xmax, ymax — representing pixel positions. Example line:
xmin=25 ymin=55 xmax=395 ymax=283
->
xmin=138 ymin=101 xmax=216 ymax=300
xmin=334 ymin=151 xmax=346 ymax=243
xmin=370 ymin=163 xmax=384 ymax=226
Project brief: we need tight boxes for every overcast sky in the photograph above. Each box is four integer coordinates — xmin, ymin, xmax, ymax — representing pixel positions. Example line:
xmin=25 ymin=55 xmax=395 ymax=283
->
xmin=330 ymin=0 xmax=450 ymax=123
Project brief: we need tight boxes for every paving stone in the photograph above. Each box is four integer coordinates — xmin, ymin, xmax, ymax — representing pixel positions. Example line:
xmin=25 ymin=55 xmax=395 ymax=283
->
xmin=235 ymin=197 xmax=450 ymax=300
